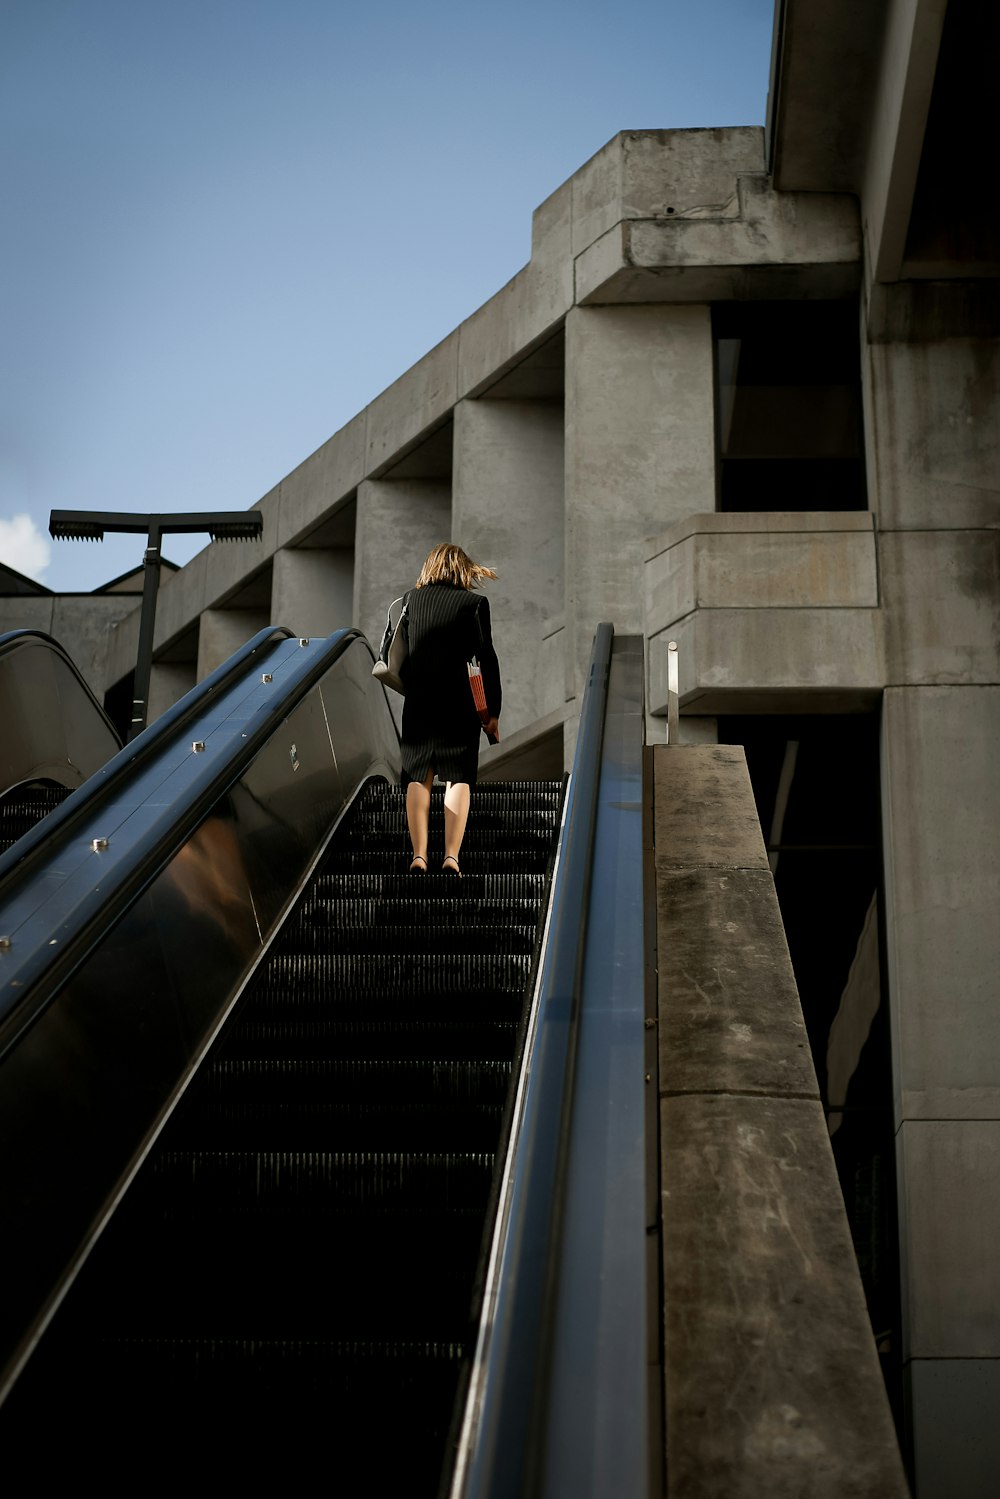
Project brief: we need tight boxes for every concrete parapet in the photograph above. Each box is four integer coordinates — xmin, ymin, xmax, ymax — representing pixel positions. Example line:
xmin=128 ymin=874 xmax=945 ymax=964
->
xmin=274 ymin=413 xmax=367 ymax=551
xmin=646 ymin=511 xmax=878 ymax=621
xmin=648 ymin=607 xmax=883 ymax=718
xmin=577 ymin=171 xmax=860 ymax=305
xmin=366 ymin=332 xmax=460 ymax=479
xmin=652 ymin=743 xmax=908 ymax=1497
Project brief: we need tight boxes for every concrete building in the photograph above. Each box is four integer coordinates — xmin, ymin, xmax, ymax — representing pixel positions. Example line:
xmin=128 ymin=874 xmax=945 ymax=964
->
xmin=2 ymin=0 xmax=997 ymax=1492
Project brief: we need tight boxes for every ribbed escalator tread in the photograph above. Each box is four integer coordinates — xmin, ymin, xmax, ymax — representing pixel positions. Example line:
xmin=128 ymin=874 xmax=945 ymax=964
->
xmin=4 ymin=772 xmax=565 ymax=1487
xmin=222 ymin=1015 xmax=520 ymax=1058
xmin=0 ymin=784 xmax=72 ymax=852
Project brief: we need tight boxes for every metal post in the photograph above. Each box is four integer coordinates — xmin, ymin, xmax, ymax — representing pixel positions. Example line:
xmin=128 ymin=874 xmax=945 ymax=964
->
xmin=129 ymin=522 xmax=162 ymax=741
xmin=666 ymin=640 xmax=679 ymax=744
xmin=49 ymin=508 xmax=263 ymax=740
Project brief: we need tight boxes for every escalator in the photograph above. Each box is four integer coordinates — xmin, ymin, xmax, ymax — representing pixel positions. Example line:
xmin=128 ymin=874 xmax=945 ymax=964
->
xmin=0 ymin=776 xmax=561 ymax=1490
xmin=0 ymin=623 xmax=650 ymax=1497
xmin=0 ymin=629 xmax=122 ymax=850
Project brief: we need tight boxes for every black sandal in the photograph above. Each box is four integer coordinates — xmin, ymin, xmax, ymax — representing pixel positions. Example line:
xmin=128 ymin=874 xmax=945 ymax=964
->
xmin=409 ymin=855 xmax=428 ymax=874
xmin=442 ymin=855 xmax=462 ymax=878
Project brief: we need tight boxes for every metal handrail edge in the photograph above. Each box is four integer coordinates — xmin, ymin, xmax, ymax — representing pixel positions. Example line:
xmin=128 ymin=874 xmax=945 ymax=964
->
xmin=0 ymin=623 xmax=298 ymax=887
xmin=0 ymin=627 xmax=377 ymax=1055
xmin=0 ymin=629 xmax=122 ymax=748
xmin=450 ymin=622 xmax=616 ymax=1499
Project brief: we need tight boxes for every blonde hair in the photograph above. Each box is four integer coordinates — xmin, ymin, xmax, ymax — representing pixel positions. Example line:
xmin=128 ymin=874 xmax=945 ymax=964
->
xmin=415 ymin=543 xmax=497 ymax=591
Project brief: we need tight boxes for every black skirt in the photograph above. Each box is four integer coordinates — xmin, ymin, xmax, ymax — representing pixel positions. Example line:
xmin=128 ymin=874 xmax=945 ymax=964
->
xmin=399 ymin=582 xmax=502 ymax=787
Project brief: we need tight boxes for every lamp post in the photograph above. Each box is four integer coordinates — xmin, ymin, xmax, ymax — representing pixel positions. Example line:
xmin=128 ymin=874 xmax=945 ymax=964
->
xmin=49 ymin=508 xmax=263 ymax=741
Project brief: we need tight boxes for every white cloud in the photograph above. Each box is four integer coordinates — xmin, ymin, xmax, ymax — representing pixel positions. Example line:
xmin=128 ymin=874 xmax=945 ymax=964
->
xmin=0 ymin=513 xmax=51 ymax=581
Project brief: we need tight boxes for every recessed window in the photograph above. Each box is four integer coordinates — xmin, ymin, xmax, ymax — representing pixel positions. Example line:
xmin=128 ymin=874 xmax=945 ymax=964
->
xmin=713 ymin=301 xmax=867 ymax=512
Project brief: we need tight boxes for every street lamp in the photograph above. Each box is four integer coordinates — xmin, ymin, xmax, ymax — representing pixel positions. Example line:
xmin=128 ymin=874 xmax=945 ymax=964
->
xmin=49 ymin=508 xmax=264 ymax=741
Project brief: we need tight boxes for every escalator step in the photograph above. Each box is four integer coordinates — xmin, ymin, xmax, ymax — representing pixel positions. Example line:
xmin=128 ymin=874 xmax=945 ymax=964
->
xmin=0 ymin=784 xmax=72 ymax=852
xmin=204 ymin=1056 xmax=514 ymax=1103
xmin=294 ymin=894 xmax=545 ymax=928
xmin=274 ymin=923 xmax=538 ymax=956
xmin=310 ymin=871 xmax=547 ymax=900
xmin=322 ymin=849 xmax=553 ymax=875
xmin=219 ymin=1015 xmax=520 ymax=1060
xmin=4 ymin=773 xmax=565 ymax=1494
xmin=137 ymin=1148 xmax=498 ymax=1219
xmin=259 ymin=950 xmax=533 ymax=1001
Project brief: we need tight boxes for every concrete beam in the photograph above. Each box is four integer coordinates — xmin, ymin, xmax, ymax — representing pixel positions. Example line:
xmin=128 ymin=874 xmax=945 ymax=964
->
xmin=861 ymin=0 xmax=948 ymax=285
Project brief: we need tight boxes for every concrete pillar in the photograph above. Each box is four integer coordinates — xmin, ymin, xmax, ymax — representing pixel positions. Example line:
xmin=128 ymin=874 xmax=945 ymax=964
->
xmin=880 ymin=685 xmax=1000 ymax=1494
xmin=196 ymin=608 xmax=270 ymax=680
xmin=453 ymin=398 xmax=564 ymax=739
xmin=147 ymin=662 xmax=197 ymax=725
xmin=353 ymin=479 xmax=452 ymax=659
xmin=864 ymin=318 xmax=1000 ymax=1493
xmin=564 ymin=304 xmax=716 ymax=721
xmin=271 ymin=547 xmax=353 ymax=638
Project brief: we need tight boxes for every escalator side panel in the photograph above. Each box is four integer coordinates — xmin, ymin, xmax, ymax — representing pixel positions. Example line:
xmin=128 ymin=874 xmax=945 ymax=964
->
xmin=0 ymin=634 xmax=401 ymax=1397
xmin=0 ymin=630 xmax=121 ymax=796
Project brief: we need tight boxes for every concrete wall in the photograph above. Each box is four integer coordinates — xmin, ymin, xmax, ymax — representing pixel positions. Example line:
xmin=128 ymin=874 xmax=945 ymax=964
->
xmin=453 ymin=398 xmax=564 ymax=737
xmin=565 ymin=303 xmax=716 ymax=718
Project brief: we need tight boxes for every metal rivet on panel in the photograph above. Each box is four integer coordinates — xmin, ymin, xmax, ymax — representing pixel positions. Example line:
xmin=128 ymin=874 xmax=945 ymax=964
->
xmin=92 ymin=837 xmax=109 ymax=851
xmin=262 ymin=673 xmax=273 ymax=683
xmin=192 ymin=741 xmax=206 ymax=753
xmin=0 ymin=936 xmax=11 ymax=951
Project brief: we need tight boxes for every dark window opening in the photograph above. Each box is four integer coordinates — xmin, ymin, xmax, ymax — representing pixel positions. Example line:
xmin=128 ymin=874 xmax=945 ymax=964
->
xmin=719 ymin=712 xmax=902 ymax=1434
xmin=713 ymin=301 xmax=867 ymax=513
xmin=103 ymin=671 xmax=134 ymax=744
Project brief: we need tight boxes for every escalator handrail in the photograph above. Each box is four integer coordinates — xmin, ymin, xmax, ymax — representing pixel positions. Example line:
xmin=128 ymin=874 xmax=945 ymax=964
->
xmin=0 ymin=626 xmax=380 ymax=1057
xmin=0 ymin=624 xmax=299 ymax=886
xmin=0 ymin=629 xmax=122 ymax=755
xmin=453 ymin=622 xmax=616 ymax=1498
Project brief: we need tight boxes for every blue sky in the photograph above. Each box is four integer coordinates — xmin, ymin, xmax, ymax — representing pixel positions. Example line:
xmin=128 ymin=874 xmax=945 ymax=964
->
xmin=1 ymin=0 xmax=775 ymax=593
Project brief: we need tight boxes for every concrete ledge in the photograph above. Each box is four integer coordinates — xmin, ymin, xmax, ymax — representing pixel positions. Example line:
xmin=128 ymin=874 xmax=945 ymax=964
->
xmin=657 ymin=867 xmax=817 ymax=1099
xmin=653 ymin=744 xmax=908 ymax=1498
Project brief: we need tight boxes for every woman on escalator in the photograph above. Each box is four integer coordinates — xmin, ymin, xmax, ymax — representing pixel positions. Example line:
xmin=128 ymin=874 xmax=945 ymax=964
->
xmin=400 ymin=543 xmax=502 ymax=877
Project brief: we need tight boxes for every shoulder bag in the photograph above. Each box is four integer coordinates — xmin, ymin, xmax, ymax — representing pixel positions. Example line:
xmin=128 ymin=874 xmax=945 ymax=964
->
xmin=371 ymin=595 xmax=408 ymax=694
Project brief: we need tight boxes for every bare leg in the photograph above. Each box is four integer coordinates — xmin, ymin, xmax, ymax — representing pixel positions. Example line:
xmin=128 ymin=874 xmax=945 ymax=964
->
xmin=406 ymin=770 xmax=434 ymax=870
xmin=443 ymin=780 xmax=471 ymax=871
